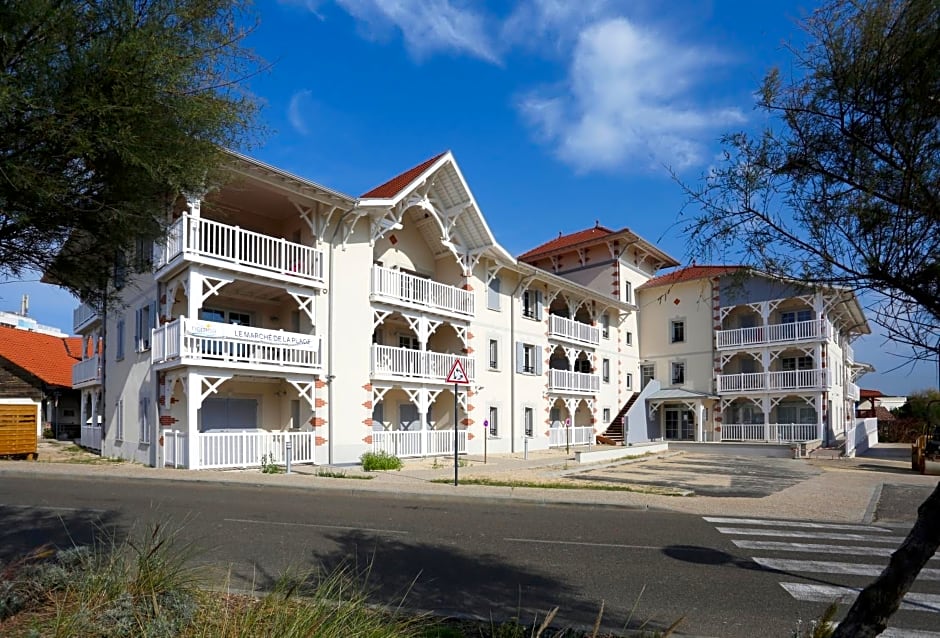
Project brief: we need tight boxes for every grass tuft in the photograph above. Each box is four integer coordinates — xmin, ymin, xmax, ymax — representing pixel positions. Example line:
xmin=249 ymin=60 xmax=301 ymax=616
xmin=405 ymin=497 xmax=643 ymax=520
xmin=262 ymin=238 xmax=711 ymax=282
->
xmin=361 ymin=451 xmax=404 ymax=471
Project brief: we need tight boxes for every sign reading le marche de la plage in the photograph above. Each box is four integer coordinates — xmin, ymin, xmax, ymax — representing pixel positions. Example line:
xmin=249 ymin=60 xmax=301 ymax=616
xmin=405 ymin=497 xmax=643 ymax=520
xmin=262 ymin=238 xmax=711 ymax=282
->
xmin=187 ymin=321 xmax=315 ymax=348
xmin=445 ymin=359 xmax=470 ymax=384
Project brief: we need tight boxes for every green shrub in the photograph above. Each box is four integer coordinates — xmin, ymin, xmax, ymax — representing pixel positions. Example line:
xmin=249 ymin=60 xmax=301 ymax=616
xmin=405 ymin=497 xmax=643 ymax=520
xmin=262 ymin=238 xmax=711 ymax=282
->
xmin=260 ymin=453 xmax=283 ymax=474
xmin=42 ymin=428 xmax=55 ymax=439
xmin=361 ymin=450 xmax=403 ymax=471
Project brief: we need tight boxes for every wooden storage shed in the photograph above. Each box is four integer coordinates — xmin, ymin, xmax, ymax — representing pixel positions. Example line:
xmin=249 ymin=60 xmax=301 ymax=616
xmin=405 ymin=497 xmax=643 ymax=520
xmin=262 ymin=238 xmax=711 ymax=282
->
xmin=0 ymin=402 xmax=40 ymax=457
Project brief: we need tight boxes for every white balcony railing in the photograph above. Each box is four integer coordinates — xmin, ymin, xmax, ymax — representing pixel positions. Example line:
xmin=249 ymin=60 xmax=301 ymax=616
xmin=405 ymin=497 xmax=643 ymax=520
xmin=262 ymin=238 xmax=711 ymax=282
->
xmin=548 ymin=369 xmax=600 ymax=394
xmin=717 ymin=368 xmax=832 ymax=393
xmin=80 ymin=425 xmax=102 ymax=451
xmin=72 ymin=356 xmax=102 ymax=387
xmin=548 ymin=315 xmax=600 ymax=346
xmin=720 ymin=423 xmax=819 ymax=442
xmin=548 ymin=426 xmax=595 ymax=447
xmin=73 ymin=302 xmax=100 ymax=334
xmin=371 ymin=429 xmax=468 ymax=458
xmin=371 ymin=265 xmax=474 ymax=318
xmin=370 ymin=345 xmax=475 ymax=383
xmin=154 ymin=213 xmax=325 ymax=286
xmin=152 ymin=317 xmax=322 ymax=373
xmin=844 ymin=342 xmax=856 ymax=363
xmin=716 ymin=319 xmax=830 ymax=350
xmin=845 ymin=381 xmax=861 ymax=401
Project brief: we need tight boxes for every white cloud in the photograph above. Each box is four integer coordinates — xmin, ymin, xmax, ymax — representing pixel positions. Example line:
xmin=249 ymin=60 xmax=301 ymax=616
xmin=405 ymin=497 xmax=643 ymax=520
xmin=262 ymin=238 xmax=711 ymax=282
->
xmin=288 ymin=90 xmax=313 ymax=135
xmin=520 ymin=18 xmax=745 ymax=173
xmin=501 ymin=0 xmax=613 ymax=52
xmin=333 ymin=0 xmax=499 ymax=63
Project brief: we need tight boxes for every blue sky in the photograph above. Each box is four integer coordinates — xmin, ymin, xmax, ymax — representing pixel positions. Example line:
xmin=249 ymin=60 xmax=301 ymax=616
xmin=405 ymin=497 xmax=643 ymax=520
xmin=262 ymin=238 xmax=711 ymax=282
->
xmin=2 ymin=0 xmax=936 ymax=395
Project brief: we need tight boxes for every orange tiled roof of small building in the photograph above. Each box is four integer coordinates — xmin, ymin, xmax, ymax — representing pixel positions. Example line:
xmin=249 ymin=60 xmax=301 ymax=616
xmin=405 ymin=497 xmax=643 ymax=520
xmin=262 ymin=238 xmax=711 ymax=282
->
xmin=859 ymin=389 xmax=884 ymax=399
xmin=0 ymin=325 xmax=82 ymax=387
xmin=517 ymin=224 xmax=617 ymax=261
xmin=637 ymin=265 xmax=743 ymax=290
xmin=361 ymin=152 xmax=448 ymax=199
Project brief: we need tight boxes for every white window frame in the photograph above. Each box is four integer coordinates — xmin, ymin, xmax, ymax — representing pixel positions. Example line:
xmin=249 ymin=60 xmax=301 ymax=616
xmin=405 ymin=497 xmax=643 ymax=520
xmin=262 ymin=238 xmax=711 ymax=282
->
xmin=487 ymin=275 xmax=501 ymax=311
xmin=670 ymin=319 xmax=686 ymax=343
xmin=671 ymin=361 xmax=686 ymax=385
xmin=602 ymin=407 xmax=611 ymax=423
xmin=640 ymin=363 xmax=655 ymax=388
xmin=626 ymin=372 xmax=633 ymax=389
xmin=602 ymin=358 xmax=610 ymax=383
xmin=523 ymin=344 xmax=536 ymax=374
xmin=780 ymin=309 xmax=813 ymax=324
xmin=601 ymin=313 xmax=610 ymax=339
xmin=135 ymin=303 xmax=155 ymax=352
xmin=139 ymin=396 xmax=151 ymax=444
xmin=115 ymin=399 xmax=124 ymax=442
xmin=625 ymin=330 xmax=633 ymax=346
xmin=488 ymin=406 xmax=498 ymax=437
xmin=523 ymin=406 xmax=534 ymax=437
xmin=624 ymin=281 xmax=633 ymax=304
xmin=115 ymin=319 xmax=125 ymax=361
xmin=488 ymin=338 xmax=499 ymax=370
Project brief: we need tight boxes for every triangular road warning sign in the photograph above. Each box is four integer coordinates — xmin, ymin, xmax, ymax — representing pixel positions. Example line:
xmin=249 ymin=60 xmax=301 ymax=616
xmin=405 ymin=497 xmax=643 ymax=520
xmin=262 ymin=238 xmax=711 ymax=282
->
xmin=445 ymin=358 xmax=470 ymax=384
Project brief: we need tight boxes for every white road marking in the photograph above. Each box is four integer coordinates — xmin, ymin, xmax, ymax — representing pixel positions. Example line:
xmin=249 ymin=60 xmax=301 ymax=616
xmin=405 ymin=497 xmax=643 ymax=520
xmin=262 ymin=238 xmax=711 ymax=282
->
xmin=716 ymin=526 xmax=904 ymax=543
xmin=0 ymin=503 xmax=106 ymax=513
xmin=224 ymin=518 xmax=408 ymax=535
xmin=504 ymin=538 xmax=662 ymax=550
xmin=732 ymin=540 xmax=940 ymax=559
xmin=780 ymin=582 xmax=940 ymax=613
xmin=753 ymin=557 xmax=940 ymax=580
xmin=704 ymin=516 xmax=892 ymax=532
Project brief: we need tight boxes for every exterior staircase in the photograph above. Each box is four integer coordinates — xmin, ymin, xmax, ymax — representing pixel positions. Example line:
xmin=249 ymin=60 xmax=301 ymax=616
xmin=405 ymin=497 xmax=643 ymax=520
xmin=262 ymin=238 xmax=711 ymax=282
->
xmin=597 ymin=392 xmax=639 ymax=446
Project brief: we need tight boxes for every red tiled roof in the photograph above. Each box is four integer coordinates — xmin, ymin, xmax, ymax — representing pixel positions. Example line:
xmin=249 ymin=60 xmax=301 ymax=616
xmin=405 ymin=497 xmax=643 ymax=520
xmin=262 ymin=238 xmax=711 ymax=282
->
xmin=361 ymin=152 xmax=448 ymax=199
xmin=859 ymin=389 xmax=884 ymax=399
xmin=637 ymin=265 xmax=743 ymax=290
xmin=517 ymin=225 xmax=617 ymax=261
xmin=0 ymin=325 xmax=82 ymax=387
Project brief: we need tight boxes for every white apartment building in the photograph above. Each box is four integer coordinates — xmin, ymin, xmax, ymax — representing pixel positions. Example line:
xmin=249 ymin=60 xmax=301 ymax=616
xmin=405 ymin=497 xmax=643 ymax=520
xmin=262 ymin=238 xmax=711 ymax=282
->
xmin=635 ymin=266 xmax=870 ymax=445
xmin=73 ymin=151 xmax=655 ymax=468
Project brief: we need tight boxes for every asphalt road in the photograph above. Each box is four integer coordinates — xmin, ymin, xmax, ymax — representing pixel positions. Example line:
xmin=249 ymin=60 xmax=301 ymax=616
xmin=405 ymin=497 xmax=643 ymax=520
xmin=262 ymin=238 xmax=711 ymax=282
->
xmin=1 ymin=474 xmax=937 ymax=637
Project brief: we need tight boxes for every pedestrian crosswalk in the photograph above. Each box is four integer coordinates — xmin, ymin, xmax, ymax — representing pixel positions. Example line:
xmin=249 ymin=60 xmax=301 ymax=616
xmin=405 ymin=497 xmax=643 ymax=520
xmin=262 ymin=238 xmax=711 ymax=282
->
xmin=704 ymin=515 xmax=940 ymax=637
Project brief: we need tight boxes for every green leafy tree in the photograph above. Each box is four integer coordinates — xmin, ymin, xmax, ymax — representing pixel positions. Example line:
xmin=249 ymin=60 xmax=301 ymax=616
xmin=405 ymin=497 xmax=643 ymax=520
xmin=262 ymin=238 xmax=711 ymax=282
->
xmin=0 ymin=0 xmax=261 ymax=301
xmin=678 ymin=1 xmax=939 ymax=635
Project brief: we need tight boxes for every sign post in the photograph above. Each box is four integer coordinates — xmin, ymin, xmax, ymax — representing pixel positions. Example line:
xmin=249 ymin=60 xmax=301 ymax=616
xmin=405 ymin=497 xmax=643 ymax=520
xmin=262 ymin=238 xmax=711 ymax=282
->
xmin=483 ymin=419 xmax=489 ymax=464
xmin=445 ymin=358 xmax=470 ymax=486
xmin=565 ymin=417 xmax=571 ymax=454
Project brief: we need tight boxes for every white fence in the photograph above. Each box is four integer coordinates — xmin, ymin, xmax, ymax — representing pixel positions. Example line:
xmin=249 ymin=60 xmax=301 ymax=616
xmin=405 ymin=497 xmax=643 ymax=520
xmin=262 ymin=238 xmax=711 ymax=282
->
xmin=370 ymin=345 xmax=475 ymax=382
xmin=372 ymin=429 xmax=468 ymax=458
xmin=844 ymin=417 xmax=879 ymax=457
xmin=80 ymin=425 xmax=102 ymax=451
xmin=717 ymin=369 xmax=832 ymax=393
xmin=548 ymin=315 xmax=600 ymax=346
xmin=152 ymin=317 xmax=322 ymax=372
xmin=371 ymin=266 xmax=474 ymax=317
xmin=720 ymin=423 xmax=819 ymax=442
xmin=548 ymin=369 xmax=600 ymax=393
xmin=716 ymin=318 xmax=830 ymax=349
xmin=161 ymin=430 xmax=318 ymax=469
xmin=155 ymin=214 xmax=325 ymax=284
xmin=548 ymin=426 xmax=594 ymax=448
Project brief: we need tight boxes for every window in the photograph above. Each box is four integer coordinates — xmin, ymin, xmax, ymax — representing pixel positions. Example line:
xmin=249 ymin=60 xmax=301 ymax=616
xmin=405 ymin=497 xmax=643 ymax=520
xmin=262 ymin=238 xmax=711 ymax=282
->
xmin=777 ymin=404 xmax=817 ymax=424
xmin=576 ymin=358 xmax=592 ymax=373
xmin=781 ymin=309 xmax=813 ymax=323
xmin=487 ymin=276 xmax=501 ymax=310
xmin=601 ymin=313 xmax=610 ymax=339
xmin=115 ymin=319 xmax=125 ymax=360
xmin=602 ymin=358 xmax=610 ymax=383
xmin=522 ymin=289 xmax=542 ymax=320
xmin=115 ymin=399 xmax=124 ymax=442
xmin=139 ymin=397 xmax=151 ymax=444
xmin=603 ymin=407 xmax=611 ymax=423
xmin=134 ymin=236 xmax=153 ymax=271
xmin=782 ymin=356 xmax=814 ymax=370
xmin=670 ymin=319 xmax=685 ymax=343
xmin=517 ymin=342 xmax=541 ymax=375
xmin=135 ymin=303 xmax=155 ymax=352
xmin=524 ymin=407 xmax=534 ymax=437
xmin=624 ymin=281 xmax=633 ymax=304
xmin=488 ymin=339 xmax=499 ymax=369
xmin=399 ymin=334 xmax=419 ymax=350
xmin=671 ymin=361 xmax=686 ymax=385
xmin=488 ymin=406 xmax=498 ymax=437
xmin=625 ymin=331 xmax=633 ymax=346
xmin=640 ymin=364 xmax=655 ymax=388
xmin=626 ymin=372 xmax=633 ymax=389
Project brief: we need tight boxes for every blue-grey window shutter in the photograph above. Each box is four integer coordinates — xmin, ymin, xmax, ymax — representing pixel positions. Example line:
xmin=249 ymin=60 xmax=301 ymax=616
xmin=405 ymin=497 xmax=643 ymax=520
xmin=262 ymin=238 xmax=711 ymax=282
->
xmin=535 ymin=291 xmax=543 ymax=320
xmin=534 ymin=349 xmax=543 ymax=376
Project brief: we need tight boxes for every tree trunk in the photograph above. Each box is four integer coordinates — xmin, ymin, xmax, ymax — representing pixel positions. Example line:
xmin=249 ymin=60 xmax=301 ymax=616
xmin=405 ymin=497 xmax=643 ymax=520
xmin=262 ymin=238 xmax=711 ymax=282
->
xmin=833 ymin=481 xmax=940 ymax=637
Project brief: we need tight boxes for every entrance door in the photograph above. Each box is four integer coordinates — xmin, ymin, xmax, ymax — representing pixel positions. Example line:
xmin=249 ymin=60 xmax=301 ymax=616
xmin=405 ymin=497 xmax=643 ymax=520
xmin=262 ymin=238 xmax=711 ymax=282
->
xmin=665 ymin=408 xmax=695 ymax=440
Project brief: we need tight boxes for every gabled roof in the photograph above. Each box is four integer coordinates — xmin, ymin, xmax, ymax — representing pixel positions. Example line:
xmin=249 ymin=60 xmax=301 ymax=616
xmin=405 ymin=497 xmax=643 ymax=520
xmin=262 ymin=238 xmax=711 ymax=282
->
xmin=860 ymin=389 xmax=884 ymax=399
xmin=517 ymin=224 xmax=617 ymax=260
xmin=637 ymin=265 xmax=744 ymax=290
xmin=0 ymin=325 xmax=82 ymax=387
xmin=361 ymin=152 xmax=448 ymax=199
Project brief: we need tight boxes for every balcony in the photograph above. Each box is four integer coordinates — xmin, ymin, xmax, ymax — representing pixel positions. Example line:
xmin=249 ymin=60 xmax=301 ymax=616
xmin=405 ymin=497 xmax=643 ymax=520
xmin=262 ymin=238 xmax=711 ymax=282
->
xmin=152 ymin=317 xmax=322 ymax=375
xmin=717 ymin=368 xmax=832 ymax=394
xmin=371 ymin=265 xmax=474 ymax=318
xmin=716 ymin=319 xmax=830 ymax=350
xmin=844 ymin=342 xmax=855 ymax=363
xmin=154 ymin=213 xmax=325 ymax=287
xmin=370 ymin=345 xmax=475 ymax=384
xmin=846 ymin=381 xmax=860 ymax=401
xmin=73 ymin=302 xmax=101 ymax=334
xmin=548 ymin=369 xmax=600 ymax=394
xmin=72 ymin=356 xmax=102 ymax=388
xmin=548 ymin=315 xmax=600 ymax=346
